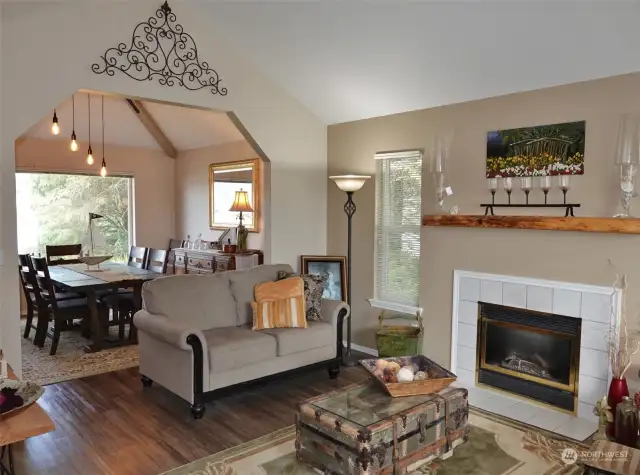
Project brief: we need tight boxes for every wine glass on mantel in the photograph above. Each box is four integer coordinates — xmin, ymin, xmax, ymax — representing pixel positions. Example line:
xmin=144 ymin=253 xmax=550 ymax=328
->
xmin=487 ymin=178 xmax=498 ymax=205
xmin=558 ymin=175 xmax=571 ymax=205
xmin=520 ymin=177 xmax=532 ymax=205
xmin=538 ymin=176 xmax=552 ymax=204
xmin=502 ymin=177 xmax=513 ymax=205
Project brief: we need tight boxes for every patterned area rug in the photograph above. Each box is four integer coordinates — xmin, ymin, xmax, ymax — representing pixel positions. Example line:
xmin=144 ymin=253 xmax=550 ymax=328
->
xmin=21 ymin=320 xmax=139 ymax=386
xmin=162 ymin=408 xmax=587 ymax=475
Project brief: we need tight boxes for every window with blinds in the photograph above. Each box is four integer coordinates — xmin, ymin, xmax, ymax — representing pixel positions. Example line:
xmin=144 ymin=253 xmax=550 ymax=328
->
xmin=374 ymin=150 xmax=422 ymax=308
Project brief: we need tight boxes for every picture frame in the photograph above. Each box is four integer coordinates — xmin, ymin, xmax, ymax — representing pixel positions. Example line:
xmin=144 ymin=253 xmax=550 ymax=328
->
xmin=301 ymin=255 xmax=348 ymax=302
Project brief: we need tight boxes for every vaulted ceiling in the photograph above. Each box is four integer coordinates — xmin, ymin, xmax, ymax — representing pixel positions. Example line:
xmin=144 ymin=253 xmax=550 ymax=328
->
xmin=201 ymin=1 xmax=640 ymax=124
xmin=25 ymin=93 xmax=245 ymax=154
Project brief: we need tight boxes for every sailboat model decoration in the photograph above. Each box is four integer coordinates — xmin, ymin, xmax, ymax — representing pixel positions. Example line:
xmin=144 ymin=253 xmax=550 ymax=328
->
xmin=78 ymin=212 xmax=112 ymax=270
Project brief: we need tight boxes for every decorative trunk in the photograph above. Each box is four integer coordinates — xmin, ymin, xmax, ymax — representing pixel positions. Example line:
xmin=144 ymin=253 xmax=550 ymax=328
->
xmin=296 ymin=383 xmax=469 ymax=474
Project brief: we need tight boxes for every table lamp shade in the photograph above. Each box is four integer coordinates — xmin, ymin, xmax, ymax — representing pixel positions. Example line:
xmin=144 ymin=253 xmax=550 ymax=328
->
xmin=330 ymin=175 xmax=371 ymax=192
xmin=229 ymin=189 xmax=253 ymax=213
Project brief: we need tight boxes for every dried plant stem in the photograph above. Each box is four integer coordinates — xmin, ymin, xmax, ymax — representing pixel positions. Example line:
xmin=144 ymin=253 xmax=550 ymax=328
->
xmin=607 ymin=272 xmax=640 ymax=379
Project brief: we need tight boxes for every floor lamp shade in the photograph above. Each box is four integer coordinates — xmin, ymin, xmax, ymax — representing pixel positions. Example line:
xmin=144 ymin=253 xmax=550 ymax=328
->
xmin=330 ymin=175 xmax=371 ymax=193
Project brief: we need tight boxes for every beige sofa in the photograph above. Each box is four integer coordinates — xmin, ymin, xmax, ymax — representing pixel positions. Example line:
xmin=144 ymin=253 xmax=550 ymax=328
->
xmin=133 ymin=264 xmax=350 ymax=418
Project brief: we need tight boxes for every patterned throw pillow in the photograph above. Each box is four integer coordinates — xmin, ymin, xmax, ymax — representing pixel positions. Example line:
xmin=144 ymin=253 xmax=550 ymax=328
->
xmin=277 ymin=271 xmax=326 ymax=321
xmin=251 ymin=277 xmax=307 ymax=330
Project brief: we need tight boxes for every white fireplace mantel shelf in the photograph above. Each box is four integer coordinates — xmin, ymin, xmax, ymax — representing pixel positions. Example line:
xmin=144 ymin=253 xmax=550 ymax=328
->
xmin=422 ymin=214 xmax=640 ymax=234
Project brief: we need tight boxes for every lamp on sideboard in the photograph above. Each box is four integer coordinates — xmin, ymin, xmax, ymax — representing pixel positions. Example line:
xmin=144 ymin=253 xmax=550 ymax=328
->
xmin=329 ymin=174 xmax=371 ymax=366
xmin=230 ymin=189 xmax=253 ymax=253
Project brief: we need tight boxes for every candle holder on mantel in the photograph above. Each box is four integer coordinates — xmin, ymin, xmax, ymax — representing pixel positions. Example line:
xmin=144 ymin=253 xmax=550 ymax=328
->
xmin=482 ymin=175 xmax=580 ymax=216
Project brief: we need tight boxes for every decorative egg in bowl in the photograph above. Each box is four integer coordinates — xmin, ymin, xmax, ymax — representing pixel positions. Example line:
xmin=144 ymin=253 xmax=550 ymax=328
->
xmin=360 ymin=355 xmax=457 ymax=397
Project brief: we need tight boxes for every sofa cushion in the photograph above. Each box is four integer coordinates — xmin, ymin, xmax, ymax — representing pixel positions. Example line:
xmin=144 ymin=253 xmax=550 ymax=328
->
xmin=204 ymin=326 xmax=277 ymax=373
xmin=229 ymin=264 xmax=294 ymax=325
xmin=260 ymin=321 xmax=334 ymax=356
xmin=277 ymin=271 xmax=326 ymax=321
xmin=142 ymin=273 xmax=236 ymax=330
xmin=252 ymin=277 xmax=307 ymax=330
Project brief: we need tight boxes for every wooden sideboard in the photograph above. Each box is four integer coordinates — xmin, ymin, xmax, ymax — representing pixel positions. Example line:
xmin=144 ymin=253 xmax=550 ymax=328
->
xmin=168 ymin=248 xmax=263 ymax=275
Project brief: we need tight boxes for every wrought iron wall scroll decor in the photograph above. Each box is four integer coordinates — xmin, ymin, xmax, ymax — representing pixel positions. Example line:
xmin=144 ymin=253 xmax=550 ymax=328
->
xmin=92 ymin=1 xmax=227 ymax=95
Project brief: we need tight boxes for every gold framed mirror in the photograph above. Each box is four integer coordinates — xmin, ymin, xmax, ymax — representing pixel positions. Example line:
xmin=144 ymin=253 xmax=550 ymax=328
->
xmin=209 ymin=159 xmax=260 ymax=232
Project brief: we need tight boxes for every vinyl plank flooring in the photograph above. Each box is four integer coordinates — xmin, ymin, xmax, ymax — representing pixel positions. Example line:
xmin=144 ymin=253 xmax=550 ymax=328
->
xmin=11 ymin=364 xmax=370 ymax=475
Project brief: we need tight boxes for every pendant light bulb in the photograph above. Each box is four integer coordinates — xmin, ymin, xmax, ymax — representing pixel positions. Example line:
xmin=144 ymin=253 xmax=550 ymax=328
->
xmin=86 ymin=145 xmax=94 ymax=165
xmin=51 ymin=110 xmax=60 ymax=135
xmin=70 ymin=132 xmax=78 ymax=152
xmin=70 ymin=95 xmax=77 ymax=151
xmin=100 ymin=95 xmax=107 ymax=178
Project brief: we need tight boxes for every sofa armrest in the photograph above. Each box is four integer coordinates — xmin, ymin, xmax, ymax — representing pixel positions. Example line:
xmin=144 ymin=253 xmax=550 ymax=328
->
xmin=321 ymin=299 xmax=350 ymax=328
xmin=134 ymin=310 xmax=206 ymax=351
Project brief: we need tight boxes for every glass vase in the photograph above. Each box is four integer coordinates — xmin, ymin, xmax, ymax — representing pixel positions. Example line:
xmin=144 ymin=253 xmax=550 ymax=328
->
xmin=614 ymin=164 xmax=637 ymax=218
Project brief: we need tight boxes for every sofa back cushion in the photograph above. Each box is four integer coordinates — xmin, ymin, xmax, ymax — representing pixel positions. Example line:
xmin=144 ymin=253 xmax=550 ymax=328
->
xmin=229 ymin=264 xmax=294 ymax=325
xmin=142 ymin=273 xmax=237 ymax=330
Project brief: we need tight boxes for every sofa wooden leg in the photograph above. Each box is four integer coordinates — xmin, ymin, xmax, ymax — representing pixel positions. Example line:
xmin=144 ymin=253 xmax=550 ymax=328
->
xmin=191 ymin=403 xmax=206 ymax=419
xmin=141 ymin=375 xmax=153 ymax=388
xmin=328 ymin=361 xmax=340 ymax=380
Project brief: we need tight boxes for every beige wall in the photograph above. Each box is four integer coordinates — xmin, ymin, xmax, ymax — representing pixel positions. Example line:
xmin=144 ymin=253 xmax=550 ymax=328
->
xmin=328 ymin=73 xmax=640 ymax=390
xmin=1 ymin=3 xmax=327 ymax=371
xmin=16 ymin=138 xmax=176 ymax=250
xmin=175 ymin=140 xmax=265 ymax=252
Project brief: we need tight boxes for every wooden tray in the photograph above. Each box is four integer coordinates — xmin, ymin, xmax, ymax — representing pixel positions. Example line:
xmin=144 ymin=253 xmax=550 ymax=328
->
xmin=360 ymin=355 xmax=457 ymax=397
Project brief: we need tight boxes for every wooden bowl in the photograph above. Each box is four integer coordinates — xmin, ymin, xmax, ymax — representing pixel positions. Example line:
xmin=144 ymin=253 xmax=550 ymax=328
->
xmin=78 ymin=255 xmax=112 ymax=266
xmin=0 ymin=379 xmax=44 ymax=420
xmin=360 ymin=355 xmax=457 ymax=397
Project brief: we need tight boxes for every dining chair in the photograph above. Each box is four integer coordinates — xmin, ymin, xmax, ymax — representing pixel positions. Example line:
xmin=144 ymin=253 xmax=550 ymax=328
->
xmin=145 ymin=249 xmax=168 ymax=274
xmin=31 ymin=256 xmax=90 ymax=355
xmin=18 ymin=254 xmax=39 ymax=342
xmin=45 ymin=244 xmax=82 ymax=266
xmin=128 ymin=246 xmax=148 ymax=269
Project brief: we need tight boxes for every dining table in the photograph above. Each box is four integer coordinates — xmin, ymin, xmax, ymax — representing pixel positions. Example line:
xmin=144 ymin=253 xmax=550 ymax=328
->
xmin=47 ymin=262 xmax=159 ymax=353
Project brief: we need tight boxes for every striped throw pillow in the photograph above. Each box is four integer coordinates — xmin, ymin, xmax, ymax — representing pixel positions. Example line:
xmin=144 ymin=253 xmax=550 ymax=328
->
xmin=251 ymin=277 xmax=307 ymax=330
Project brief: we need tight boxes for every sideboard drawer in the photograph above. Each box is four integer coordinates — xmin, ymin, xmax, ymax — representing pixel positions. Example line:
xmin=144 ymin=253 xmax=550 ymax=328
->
xmin=188 ymin=257 xmax=213 ymax=271
xmin=171 ymin=248 xmax=261 ymax=275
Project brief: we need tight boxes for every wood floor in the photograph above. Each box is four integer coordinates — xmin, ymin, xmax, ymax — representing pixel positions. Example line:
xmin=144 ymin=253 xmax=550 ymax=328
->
xmin=11 ymin=364 xmax=370 ymax=475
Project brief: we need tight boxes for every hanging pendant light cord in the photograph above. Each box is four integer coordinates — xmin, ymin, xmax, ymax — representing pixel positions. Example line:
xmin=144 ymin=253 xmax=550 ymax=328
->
xmin=72 ymin=95 xmax=75 ymax=132
xmin=102 ymin=95 xmax=104 ymax=159
xmin=88 ymin=94 xmax=91 ymax=146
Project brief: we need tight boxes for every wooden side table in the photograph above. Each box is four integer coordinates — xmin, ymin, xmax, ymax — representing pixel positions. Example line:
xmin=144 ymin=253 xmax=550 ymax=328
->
xmin=0 ymin=366 xmax=55 ymax=475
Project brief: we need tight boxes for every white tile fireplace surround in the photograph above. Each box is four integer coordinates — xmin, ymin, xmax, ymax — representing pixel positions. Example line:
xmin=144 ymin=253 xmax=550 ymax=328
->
xmin=450 ymin=270 xmax=622 ymax=442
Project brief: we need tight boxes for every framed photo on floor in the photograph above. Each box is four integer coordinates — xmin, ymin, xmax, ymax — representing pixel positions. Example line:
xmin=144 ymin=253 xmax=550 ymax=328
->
xmin=301 ymin=255 xmax=347 ymax=302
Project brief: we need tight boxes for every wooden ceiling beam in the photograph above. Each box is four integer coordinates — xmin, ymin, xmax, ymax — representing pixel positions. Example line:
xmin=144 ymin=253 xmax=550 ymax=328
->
xmin=125 ymin=99 xmax=177 ymax=159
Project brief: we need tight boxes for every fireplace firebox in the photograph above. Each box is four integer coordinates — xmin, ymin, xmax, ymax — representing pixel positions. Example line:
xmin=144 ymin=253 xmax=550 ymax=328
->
xmin=476 ymin=302 xmax=581 ymax=413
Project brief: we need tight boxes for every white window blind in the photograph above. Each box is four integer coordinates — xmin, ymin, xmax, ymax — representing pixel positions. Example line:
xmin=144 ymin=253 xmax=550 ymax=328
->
xmin=374 ymin=150 xmax=422 ymax=308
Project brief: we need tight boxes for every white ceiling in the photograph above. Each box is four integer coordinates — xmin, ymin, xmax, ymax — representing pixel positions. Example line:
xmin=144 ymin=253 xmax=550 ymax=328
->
xmin=201 ymin=1 xmax=640 ymax=124
xmin=26 ymin=93 xmax=245 ymax=152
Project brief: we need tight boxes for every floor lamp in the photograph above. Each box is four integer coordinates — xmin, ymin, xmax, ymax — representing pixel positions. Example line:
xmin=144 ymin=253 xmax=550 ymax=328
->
xmin=329 ymin=175 xmax=371 ymax=366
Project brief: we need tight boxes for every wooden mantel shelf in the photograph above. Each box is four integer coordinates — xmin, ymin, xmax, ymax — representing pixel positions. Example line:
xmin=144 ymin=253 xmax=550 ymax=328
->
xmin=422 ymin=215 xmax=640 ymax=234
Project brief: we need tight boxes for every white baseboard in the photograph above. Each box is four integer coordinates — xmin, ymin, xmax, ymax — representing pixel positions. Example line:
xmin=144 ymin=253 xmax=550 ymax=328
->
xmin=343 ymin=341 xmax=378 ymax=356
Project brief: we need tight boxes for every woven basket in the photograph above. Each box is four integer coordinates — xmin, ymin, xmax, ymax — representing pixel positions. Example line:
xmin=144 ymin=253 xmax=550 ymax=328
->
xmin=361 ymin=355 xmax=457 ymax=397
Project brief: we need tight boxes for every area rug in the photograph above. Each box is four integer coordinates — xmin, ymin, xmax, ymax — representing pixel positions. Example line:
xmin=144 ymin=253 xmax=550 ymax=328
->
xmin=21 ymin=320 xmax=139 ymax=386
xmin=162 ymin=408 xmax=587 ymax=475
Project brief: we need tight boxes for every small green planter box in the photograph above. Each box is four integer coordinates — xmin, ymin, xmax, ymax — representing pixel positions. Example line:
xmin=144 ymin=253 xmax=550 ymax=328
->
xmin=375 ymin=310 xmax=423 ymax=357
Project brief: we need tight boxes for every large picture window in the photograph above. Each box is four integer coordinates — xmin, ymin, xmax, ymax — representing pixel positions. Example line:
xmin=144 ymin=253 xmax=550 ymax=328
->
xmin=373 ymin=150 xmax=422 ymax=309
xmin=16 ymin=172 xmax=133 ymax=262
